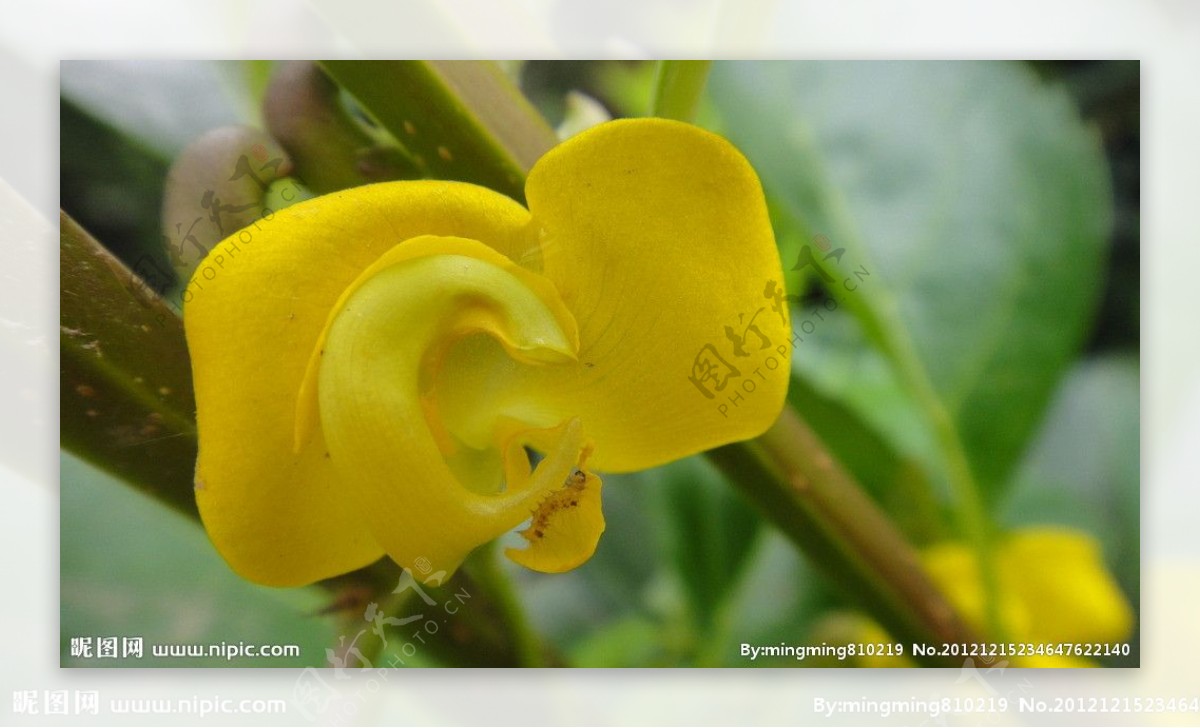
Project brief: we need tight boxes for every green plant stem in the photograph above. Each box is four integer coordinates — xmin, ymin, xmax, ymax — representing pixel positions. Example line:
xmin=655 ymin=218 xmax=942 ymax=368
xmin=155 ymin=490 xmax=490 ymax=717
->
xmin=707 ymin=408 xmax=979 ymax=666
xmin=902 ymin=365 xmax=1007 ymax=642
xmin=463 ymin=541 xmax=545 ymax=667
xmin=651 ymin=61 xmax=713 ymax=122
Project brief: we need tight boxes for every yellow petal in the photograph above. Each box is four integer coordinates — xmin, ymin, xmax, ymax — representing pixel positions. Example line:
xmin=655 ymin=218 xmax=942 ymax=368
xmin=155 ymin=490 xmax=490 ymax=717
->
xmin=438 ymin=118 xmax=790 ymax=472
xmin=506 ymin=470 xmax=605 ymax=573
xmin=314 ymin=234 xmax=589 ymax=578
xmin=186 ymin=181 xmax=538 ymax=586
xmin=1000 ymin=527 xmax=1133 ymax=644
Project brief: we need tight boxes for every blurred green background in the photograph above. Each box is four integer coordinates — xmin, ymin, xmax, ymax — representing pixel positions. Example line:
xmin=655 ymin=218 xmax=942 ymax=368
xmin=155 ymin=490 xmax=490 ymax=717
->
xmin=59 ymin=60 xmax=1139 ymax=667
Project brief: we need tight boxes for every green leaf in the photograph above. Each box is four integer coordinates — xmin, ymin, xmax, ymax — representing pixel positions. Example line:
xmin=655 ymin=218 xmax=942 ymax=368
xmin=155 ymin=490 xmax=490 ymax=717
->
xmin=711 ymin=61 xmax=1112 ymax=503
xmin=60 ymin=212 xmax=198 ymax=518
xmin=320 ymin=61 xmax=558 ymax=202
xmin=658 ymin=457 xmax=761 ymax=631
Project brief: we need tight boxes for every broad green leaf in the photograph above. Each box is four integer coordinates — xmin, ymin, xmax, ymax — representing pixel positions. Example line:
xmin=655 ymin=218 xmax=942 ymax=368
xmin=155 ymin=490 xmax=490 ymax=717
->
xmin=711 ymin=61 xmax=1111 ymax=503
xmin=60 ymin=211 xmax=198 ymax=518
xmin=320 ymin=61 xmax=558 ymax=202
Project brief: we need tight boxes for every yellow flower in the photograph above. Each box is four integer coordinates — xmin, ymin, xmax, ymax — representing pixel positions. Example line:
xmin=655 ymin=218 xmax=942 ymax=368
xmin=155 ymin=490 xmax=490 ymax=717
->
xmin=855 ymin=527 xmax=1133 ymax=667
xmin=184 ymin=119 xmax=789 ymax=586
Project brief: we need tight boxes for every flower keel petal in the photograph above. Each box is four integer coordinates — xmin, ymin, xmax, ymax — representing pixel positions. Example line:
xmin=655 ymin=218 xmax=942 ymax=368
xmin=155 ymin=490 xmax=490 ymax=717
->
xmin=505 ymin=470 xmax=605 ymax=573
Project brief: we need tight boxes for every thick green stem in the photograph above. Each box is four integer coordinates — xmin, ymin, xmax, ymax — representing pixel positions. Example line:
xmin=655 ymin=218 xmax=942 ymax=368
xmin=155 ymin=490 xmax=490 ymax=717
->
xmin=707 ymin=409 xmax=979 ymax=666
xmin=463 ymin=542 xmax=546 ymax=667
xmin=651 ymin=60 xmax=714 ymax=122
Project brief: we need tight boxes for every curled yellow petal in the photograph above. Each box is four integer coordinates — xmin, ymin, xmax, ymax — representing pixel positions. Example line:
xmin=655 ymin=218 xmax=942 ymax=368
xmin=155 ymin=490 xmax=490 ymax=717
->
xmin=314 ymin=235 xmax=588 ymax=577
